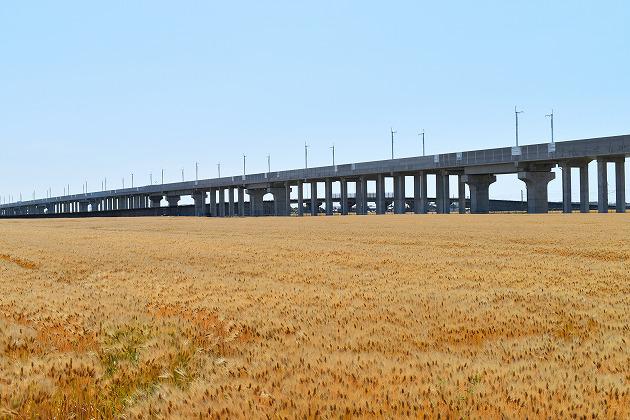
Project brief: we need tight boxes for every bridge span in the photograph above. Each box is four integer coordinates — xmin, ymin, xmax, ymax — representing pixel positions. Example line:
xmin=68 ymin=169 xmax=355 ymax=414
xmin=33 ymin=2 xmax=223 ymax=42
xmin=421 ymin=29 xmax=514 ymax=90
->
xmin=1 ymin=135 xmax=628 ymax=217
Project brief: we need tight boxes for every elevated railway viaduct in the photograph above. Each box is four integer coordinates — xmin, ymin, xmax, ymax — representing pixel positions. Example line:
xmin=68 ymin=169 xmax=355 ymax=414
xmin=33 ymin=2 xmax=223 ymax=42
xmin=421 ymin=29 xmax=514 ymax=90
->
xmin=1 ymin=135 xmax=628 ymax=217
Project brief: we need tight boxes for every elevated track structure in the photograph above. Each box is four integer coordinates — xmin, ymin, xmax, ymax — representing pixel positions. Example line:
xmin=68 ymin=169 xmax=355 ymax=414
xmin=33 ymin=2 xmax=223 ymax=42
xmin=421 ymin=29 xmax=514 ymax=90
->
xmin=1 ymin=135 xmax=628 ymax=217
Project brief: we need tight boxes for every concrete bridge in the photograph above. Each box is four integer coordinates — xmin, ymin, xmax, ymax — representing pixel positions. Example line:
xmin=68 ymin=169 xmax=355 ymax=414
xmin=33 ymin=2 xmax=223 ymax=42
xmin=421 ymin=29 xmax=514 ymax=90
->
xmin=1 ymin=135 xmax=628 ymax=217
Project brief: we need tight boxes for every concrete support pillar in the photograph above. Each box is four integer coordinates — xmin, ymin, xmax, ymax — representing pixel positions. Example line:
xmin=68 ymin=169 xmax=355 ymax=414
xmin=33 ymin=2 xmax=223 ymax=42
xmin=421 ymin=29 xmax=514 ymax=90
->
xmin=393 ymin=174 xmax=405 ymax=214
xmin=166 ymin=195 xmax=180 ymax=207
xmin=247 ymin=189 xmax=265 ymax=216
xmin=79 ymin=202 xmax=89 ymax=212
xmin=119 ymin=196 xmax=128 ymax=210
xmin=271 ymin=186 xmax=290 ymax=216
xmin=310 ymin=181 xmax=318 ymax=216
xmin=193 ymin=191 xmax=207 ymax=217
xmin=149 ymin=195 xmax=163 ymax=208
xmin=340 ymin=179 xmax=348 ymax=215
xmin=238 ymin=186 xmax=245 ymax=216
xmin=579 ymin=164 xmax=589 ymax=213
xmin=518 ymin=171 xmax=555 ymax=214
xmin=325 ymin=179 xmax=333 ymax=216
xmin=462 ymin=174 xmax=496 ymax=214
xmin=228 ymin=188 xmax=235 ymax=216
xmin=355 ymin=177 xmax=368 ymax=215
xmin=297 ymin=181 xmax=304 ymax=216
xmin=561 ymin=163 xmax=572 ymax=213
xmin=376 ymin=174 xmax=385 ymax=215
xmin=458 ymin=175 xmax=466 ymax=214
xmin=219 ymin=189 xmax=226 ymax=217
xmin=209 ymin=188 xmax=217 ymax=216
xmin=414 ymin=172 xmax=427 ymax=214
xmin=436 ymin=172 xmax=450 ymax=214
xmin=614 ymin=158 xmax=626 ymax=213
xmin=597 ymin=158 xmax=608 ymax=213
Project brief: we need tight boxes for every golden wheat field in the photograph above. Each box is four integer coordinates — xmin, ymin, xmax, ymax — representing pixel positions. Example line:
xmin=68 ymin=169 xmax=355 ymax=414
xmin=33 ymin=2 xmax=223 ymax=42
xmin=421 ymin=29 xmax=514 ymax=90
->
xmin=0 ymin=214 xmax=629 ymax=418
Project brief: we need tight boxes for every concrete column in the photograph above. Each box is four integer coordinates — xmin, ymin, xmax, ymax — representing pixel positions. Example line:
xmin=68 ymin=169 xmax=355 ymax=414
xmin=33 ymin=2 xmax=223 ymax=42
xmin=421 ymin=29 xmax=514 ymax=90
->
xmin=393 ymin=174 xmax=405 ymax=214
xmin=340 ymin=179 xmax=348 ymax=215
xmin=436 ymin=172 xmax=450 ymax=214
xmin=518 ymin=171 xmax=555 ymax=214
xmin=613 ymin=158 xmax=626 ymax=213
xmin=462 ymin=174 xmax=496 ymax=214
xmin=209 ymin=188 xmax=217 ymax=216
xmin=376 ymin=174 xmax=385 ymax=214
xmin=297 ymin=181 xmax=304 ymax=216
xmin=238 ymin=186 xmax=245 ymax=216
xmin=193 ymin=191 xmax=207 ymax=217
xmin=219 ymin=188 xmax=226 ymax=217
xmin=166 ymin=195 xmax=180 ymax=207
xmin=597 ymin=158 xmax=608 ymax=213
xmin=271 ymin=186 xmax=290 ymax=216
xmin=325 ymin=179 xmax=333 ymax=216
xmin=149 ymin=195 xmax=163 ymax=208
xmin=119 ymin=196 xmax=128 ymax=210
xmin=355 ymin=177 xmax=368 ymax=215
xmin=228 ymin=188 xmax=235 ymax=216
xmin=458 ymin=175 xmax=466 ymax=214
xmin=310 ymin=181 xmax=318 ymax=216
xmin=247 ymin=189 xmax=265 ymax=216
xmin=560 ymin=163 xmax=572 ymax=213
xmin=414 ymin=172 xmax=427 ymax=214
xmin=579 ymin=164 xmax=589 ymax=213
xmin=79 ymin=202 xmax=89 ymax=212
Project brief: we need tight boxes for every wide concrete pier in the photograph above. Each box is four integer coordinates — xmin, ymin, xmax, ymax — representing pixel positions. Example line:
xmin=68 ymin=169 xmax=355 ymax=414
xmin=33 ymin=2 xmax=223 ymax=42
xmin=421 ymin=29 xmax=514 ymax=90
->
xmin=1 ymin=135 xmax=628 ymax=218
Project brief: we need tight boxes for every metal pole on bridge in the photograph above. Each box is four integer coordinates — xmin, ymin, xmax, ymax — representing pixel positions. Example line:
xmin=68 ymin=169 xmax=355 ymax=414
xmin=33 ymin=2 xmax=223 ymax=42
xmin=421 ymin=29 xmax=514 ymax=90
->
xmin=390 ymin=127 xmax=396 ymax=159
xmin=515 ymin=106 xmax=523 ymax=147
xmin=545 ymin=110 xmax=554 ymax=144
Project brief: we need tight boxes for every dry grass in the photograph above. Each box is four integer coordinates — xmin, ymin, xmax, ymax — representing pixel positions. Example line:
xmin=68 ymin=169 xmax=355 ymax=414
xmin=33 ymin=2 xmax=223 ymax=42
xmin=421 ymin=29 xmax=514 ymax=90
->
xmin=0 ymin=214 xmax=628 ymax=418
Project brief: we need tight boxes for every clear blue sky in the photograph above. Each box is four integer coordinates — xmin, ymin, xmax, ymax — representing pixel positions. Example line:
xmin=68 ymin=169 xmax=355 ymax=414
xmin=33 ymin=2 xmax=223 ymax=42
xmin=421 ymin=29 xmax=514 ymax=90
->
xmin=1 ymin=1 xmax=629 ymax=203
